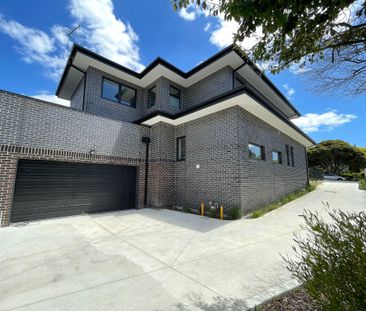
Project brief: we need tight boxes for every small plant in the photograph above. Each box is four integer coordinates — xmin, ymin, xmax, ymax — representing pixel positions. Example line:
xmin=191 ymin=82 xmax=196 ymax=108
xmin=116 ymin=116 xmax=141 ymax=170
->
xmin=227 ymin=206 xmax=242 ymax=220
xmin=251 ymin=183 xmax=318 ymax=218
xmin=359 ymin=178 xmax=366 ymax=190
xmin=284 ymin=209 xmax=366 ymax=310
xmin=183 ymin=206 xmax=192 ymax=213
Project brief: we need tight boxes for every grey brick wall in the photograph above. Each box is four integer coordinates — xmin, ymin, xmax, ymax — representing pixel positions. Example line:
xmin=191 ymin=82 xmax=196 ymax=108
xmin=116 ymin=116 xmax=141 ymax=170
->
xmin=174 ymin=106 xmax=308 ymax=215
xmin=235 ymin=107 xmax=308 ymax=213
xmin=147 ymin=122 xmax=176 ymax=208
xmin=0 ymin=90 xmax=148 ymax=158
xmin=83 ymin=67 xmax=146 ymax=122
xmin=186 ymin=66 xmax=233 ymax=109
xmin=69 ymin=65 xmax=233 ymax=122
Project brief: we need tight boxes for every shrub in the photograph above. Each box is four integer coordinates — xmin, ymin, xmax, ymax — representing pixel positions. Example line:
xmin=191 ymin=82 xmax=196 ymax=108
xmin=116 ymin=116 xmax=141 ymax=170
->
xmin=359 ymin=178 xmax=366 ymax=190
xmin=183 ymin=206 xmax=192 ymax=213
xmin=209 ymin=207 xmax=217 ymax=218
xmin=227 ymin=206 xmax=242 ymax=220
xmin=284 ymin=209 xmax=366 ymax=310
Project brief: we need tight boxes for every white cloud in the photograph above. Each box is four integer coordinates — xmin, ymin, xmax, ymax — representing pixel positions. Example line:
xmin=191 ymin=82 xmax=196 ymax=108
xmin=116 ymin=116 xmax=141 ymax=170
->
xmin=178 ymin=7 xmax=197 ymax=21
xmin=177 ymin=3 xmax=208 ymax=21
xmin=33 ymin=92 xmax=70 ymax=106
xmin=292 ymin=111 xmax=357 ymax=133
xmin=204 ymin=22 xmax=211 ymax=32
xmin=0 ymin=14 xmax=67 ymax=80
xmin=0 ymin=0 xmax=143 ymax=82
xmin=283 ymin=84 xmax=295 ymax=99
xmin=68 ymin=0 xmax=143 ymax=71
xmin=209 ymin=18 xmax=238 ymax=48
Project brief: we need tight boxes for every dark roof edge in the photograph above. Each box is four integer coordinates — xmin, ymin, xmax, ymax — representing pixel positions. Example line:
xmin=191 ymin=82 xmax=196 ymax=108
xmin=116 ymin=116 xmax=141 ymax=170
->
xmin=134 ymin=87 xmax=315 ymax=146
xmin=55 ymin=44 xmax=300 ymax=118
xmin=232 ymin=46 xmax=301 ymax=117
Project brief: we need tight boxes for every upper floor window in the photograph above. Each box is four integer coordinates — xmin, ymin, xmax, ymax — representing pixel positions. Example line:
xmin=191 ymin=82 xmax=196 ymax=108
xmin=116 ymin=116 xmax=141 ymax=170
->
xmin=248 ymin=143 xmax=265 ymax=160
xmin=148 ymin=86 xmax=156 ymax=108
xmin=102 ymin=78 xmax=136 ymax=107
xmin=169 ymin=85 xmax=181 ymax=109
xmin=177 ymin=136 xmax=186 ymax=161
xmin=272 ymin=151 xmax=282 ymax=164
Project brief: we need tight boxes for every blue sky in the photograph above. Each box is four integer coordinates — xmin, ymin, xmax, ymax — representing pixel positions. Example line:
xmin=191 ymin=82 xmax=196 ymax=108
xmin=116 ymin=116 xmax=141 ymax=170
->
xmin=0 ymin=0 xmax=364 ymax=146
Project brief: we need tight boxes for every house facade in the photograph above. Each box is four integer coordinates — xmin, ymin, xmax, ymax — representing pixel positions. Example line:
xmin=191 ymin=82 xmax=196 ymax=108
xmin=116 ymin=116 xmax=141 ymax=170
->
xmin=0 ymin=45 xmax=314 ymax=226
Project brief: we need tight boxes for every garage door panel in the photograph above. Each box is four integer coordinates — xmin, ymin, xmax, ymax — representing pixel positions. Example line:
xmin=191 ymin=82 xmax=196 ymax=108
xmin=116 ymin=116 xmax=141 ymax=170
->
xmin=11 ymin=160 xmax=137 ymax=223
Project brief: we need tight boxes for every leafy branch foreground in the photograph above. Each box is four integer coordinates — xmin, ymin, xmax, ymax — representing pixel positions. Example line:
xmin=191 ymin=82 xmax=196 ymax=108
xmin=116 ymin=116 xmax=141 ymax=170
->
xmin=251 ymin=182 xmax=319 ymax=218
xmin=284 ymin=209 xmax=366 ymax=310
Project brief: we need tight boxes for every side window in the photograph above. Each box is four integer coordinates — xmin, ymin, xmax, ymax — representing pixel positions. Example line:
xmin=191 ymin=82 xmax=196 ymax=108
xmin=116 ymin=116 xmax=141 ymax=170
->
xmin=286 ymin=145 xmax=295 ymax=166
xmin=286 ymin=145 xmax=290 ymax=166
xmin=169 ymin=85 xmax=181 ymax=109
xmin=248 ymin=143 xmax=265 ymax=160
xmin=272 ymin=151 xmax=282 ymax=164
xmin=148 ymin=86 xmax=156 ymax=108
xmin=176 ymin=136 xmax=186 ymax=161
xmin=102 ymin=79 xmax=119 ymax=103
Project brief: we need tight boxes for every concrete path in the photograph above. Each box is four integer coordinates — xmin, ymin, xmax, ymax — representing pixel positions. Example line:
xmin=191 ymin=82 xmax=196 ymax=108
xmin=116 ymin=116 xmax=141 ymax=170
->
xmin=0 ymin=181 xmax=365 ymax=311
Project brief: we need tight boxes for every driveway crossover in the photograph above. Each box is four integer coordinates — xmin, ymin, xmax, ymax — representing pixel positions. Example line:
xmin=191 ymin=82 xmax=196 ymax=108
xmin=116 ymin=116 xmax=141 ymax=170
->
xmin=0 ymin=181 xmax=365 ymax=311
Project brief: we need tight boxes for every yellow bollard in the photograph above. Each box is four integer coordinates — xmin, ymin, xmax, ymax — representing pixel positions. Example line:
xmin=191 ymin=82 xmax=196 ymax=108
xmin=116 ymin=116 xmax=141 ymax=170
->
xmin=220 ymin=205 xmax=224 ymax=220
xmin=200 ymin=202 xmax=204 ymax=216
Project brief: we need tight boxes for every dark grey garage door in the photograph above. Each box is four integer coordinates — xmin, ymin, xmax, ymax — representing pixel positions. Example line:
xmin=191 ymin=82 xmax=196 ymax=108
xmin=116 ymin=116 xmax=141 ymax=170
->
xmin=11 ymin=160 xmax=137 ymax=223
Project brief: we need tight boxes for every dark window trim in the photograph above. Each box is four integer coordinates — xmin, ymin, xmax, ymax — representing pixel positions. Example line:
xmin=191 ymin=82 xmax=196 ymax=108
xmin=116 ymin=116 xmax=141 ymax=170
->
xmin=248 ymin=142 xmax=266 ymax=161
xmin=272 ymin=150 xmax=283 ymax=164
xmin=286 ymin=145 xmax=291 ymax=166
xmin=101 ymin=77 xmax=137 ymax=108
xmin=290 ymin=146 xmax=295 ymax=167
xmin=176 ymin=136 xmax=186 ymax=161
xmin=148 ymin=85 xmax=156 ymax=108
xmin=169 ymin=85 xmax=181 ymax=109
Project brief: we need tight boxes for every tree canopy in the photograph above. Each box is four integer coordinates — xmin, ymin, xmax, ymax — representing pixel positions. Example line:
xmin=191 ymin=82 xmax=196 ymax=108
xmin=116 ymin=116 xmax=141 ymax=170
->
xmin=172 ymin=0 xmax=366 ymax=95
xmin=307 ymin=140 xmax=366 ymax=174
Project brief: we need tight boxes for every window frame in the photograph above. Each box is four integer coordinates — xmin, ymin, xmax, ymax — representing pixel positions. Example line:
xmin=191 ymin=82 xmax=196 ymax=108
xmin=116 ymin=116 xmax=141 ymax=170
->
xmin=148 ymin=86 xmax=156 ymax=108
xmin=272 ymin=150 xmax=283 ymax=164
xmin=285 ymin=145 xmax=291 ymax=166
xmin=169 ymin=85 xmax=181 ymax=109
xmin=176 ymin=136 xmax=186 ymax=161
xmin=248 ymin=143 xmax=265 ymax=161
xmin=101 ymin=77 xmax=137 ymax=108
xmin=290 ymin=146 xmax=295 ymax=167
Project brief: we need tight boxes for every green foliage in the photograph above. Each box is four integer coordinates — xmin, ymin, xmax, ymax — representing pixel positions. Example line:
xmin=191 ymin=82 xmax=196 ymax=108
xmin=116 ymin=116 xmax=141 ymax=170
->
xmin=183 ymin=206 xmax=192 ymax=213
xmin=359 ymin=178 xmax=366 ymax=190
xmin=209 ymin=207 xmax=217 ymax=218
xmin=251 ymin=182 xmax=318 ymax=218
xmin=284 ymin=209 xmax=366 ymax=310
xmin=307 ymin=140 xmax=366 ymax=175
xmin=171 ymin=0 xmax=366 ymax=95
xmin=227 ymin=206 xmax=242 ymax=220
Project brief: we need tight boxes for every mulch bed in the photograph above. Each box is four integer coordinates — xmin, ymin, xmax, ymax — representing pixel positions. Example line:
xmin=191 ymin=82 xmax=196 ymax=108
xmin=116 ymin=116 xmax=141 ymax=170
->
xmin=260 ymin=287 xmax=320 ymax=311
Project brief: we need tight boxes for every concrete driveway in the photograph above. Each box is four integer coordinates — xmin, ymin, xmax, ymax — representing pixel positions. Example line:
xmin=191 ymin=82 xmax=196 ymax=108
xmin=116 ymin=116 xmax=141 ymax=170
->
xmin=0 ymin=181 xmax=365 ymax=311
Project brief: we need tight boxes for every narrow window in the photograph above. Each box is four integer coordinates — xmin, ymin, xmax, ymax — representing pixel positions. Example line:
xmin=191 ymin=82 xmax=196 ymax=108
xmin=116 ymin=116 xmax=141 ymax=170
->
xmin=290 ymin=146 xmax=295 ymax=166
xmin=148 ymin=86 xmax=156 ymax=108
xmin=177 ymin=136 xmax=186 ymax=161
xmin=169 ymin=85 xmax=181 ymax=109
xmin=102 ymin=78 xmax=136 ymax=107
xmin=272 ymin=151 xmax=282 ymax=164
xmin=102 ymin=78 xmax=119 ymax=103
xmin=286 ymin=145 xmax=290 ymax=166
xmin=248 ymin=143 xmax=265 ymax=160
